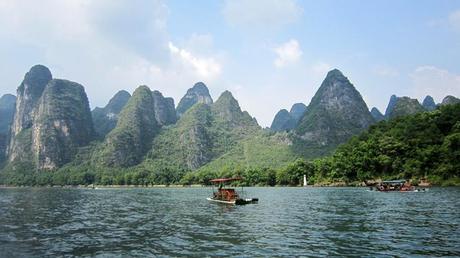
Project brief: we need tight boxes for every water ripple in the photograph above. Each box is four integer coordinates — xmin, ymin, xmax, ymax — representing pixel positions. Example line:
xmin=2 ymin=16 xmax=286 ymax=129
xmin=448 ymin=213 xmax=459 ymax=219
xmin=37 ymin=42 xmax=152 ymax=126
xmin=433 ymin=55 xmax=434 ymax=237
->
xmin=0 ymin=187 xmax=459 ymax=257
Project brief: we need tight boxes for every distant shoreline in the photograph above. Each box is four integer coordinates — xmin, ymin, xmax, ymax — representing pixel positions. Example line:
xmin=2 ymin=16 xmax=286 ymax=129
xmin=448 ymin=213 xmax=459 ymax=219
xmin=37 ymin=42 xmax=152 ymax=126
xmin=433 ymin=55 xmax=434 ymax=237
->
xmin=0 ymin=184 xmax=445 ymax=189
xmin=0 ymin=184 xmax=339 ymax=189
xmin=0 ymin=184 xmax=205 ymax=189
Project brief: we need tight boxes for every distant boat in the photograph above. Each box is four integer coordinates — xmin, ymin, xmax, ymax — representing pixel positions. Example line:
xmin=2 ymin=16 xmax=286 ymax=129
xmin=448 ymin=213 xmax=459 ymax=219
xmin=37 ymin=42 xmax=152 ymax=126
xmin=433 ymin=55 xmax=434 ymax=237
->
xmin=207 ymin=177 xmax=258 ymax=205
xmin=371 ymin=180 xmax=428 ymax=192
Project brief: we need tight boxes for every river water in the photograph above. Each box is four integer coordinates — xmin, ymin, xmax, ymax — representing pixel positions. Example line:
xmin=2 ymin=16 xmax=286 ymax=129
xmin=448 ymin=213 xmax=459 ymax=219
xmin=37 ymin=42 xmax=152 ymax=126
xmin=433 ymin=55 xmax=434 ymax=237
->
xmin=0 ymin=187 xmax=459 ymax=257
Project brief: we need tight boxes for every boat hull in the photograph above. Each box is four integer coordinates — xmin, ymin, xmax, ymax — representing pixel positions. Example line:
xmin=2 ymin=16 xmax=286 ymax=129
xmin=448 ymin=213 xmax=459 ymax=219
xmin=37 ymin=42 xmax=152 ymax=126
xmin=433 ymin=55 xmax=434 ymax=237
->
xmin=207 ymin=197 xmax=258 ymax=205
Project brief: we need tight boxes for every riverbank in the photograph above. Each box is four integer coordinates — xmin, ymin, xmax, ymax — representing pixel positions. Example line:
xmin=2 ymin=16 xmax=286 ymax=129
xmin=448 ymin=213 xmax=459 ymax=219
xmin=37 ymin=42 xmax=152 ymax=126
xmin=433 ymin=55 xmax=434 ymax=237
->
xmin=0 ymin=184 xmax=205 ymax=189
xmin=1 ymin=177 xmax=459 ymax=188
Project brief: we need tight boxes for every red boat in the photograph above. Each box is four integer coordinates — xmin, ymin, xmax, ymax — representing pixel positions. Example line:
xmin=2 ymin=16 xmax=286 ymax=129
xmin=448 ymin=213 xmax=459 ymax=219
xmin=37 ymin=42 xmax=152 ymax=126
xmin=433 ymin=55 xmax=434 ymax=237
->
xmin=373 ymin=180 xmax=427 ymax=192
xmin=207 ymin=177 xmax=258 ymax=205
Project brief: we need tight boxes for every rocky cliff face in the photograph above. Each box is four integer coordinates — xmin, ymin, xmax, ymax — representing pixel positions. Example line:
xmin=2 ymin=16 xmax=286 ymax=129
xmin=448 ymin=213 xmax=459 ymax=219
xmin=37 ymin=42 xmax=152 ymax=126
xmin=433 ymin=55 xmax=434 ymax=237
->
xmin=441 ymin=95 xmax=460 ymax=106
xmin=95 ymin=86 xmax=160 ymax=167
xmin=8 ymin=65 xmax=53 ymax=164
xmin=7 ymin=65 xmax=94 ymax=170
xmin=295 ymin=69 xmax=374 ymax=152
xmin=370 ymin=107 xmax=384 ymax=122
xmin=422 ymin=95 xmax=437 ymax=111
xmin=11 ymin=65 xmax=52 ymax=136
xmin=92 ymin=90 xmax=131 ymax=138
xmin=0 ymin=94 xmax=16 ymax=161
xmin=152 ymin=90 xmax=176 ymax=126
xmin=176 ymin=82 xmax=213 ymax=117
xmin=387 ymin=97 xmax=425 ymax=119
xmin=384 ymin=94 xmax=398 ymax=117
xmin=32 ymin=79 xmax=94 ymax=169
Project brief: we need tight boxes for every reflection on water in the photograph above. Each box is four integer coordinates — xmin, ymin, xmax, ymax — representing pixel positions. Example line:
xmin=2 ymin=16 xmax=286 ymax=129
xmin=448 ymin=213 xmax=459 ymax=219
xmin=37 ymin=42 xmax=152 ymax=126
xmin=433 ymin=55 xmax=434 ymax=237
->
xmin=0 ymin=187 xmax=459 ymax=257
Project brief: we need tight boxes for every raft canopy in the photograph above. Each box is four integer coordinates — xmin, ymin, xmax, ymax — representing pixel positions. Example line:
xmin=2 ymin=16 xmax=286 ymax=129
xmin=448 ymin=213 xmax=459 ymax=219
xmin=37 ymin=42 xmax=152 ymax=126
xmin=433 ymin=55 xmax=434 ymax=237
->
xmin=210 ymin=177 xmax=243 ymax=183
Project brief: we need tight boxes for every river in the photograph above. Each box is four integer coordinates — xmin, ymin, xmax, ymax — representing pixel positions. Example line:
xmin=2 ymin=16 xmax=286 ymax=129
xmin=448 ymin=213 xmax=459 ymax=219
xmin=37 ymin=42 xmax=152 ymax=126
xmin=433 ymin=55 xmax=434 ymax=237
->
xmin=0 ymin=187 xmax=459 ymax=257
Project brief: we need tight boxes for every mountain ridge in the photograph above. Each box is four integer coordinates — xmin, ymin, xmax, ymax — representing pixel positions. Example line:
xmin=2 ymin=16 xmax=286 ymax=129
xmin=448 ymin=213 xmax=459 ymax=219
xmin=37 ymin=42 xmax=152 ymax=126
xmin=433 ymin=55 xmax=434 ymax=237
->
xmin=294 ymin=69 xmax=374 ymax=154
xmin=1 ymin=64 xmax=459 ymax=186
xmin=6 ymin=65 xmax=94 ymax=171
xmin=176 ymin=82 xmax=213 ymax=117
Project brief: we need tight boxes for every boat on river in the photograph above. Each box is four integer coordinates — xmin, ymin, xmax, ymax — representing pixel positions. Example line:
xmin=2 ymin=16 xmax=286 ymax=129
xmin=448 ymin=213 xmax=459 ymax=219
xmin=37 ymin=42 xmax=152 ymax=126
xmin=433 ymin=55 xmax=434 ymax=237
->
xmin=207 ymin=177 xmax=258 ymax=205
xmin=371 ymin=180 xmax=428 ymax=192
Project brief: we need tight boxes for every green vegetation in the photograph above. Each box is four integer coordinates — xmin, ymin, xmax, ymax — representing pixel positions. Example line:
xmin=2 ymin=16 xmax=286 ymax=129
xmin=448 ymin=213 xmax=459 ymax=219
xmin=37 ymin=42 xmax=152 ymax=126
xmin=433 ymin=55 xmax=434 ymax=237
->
xmin=286 ymin=103 xmax=460 ymax=186
xmin=200 ymin=132 xmax=297 ymax=171
xmin=2 ymin=104 xmax=459 ymax=187
xmin=1 ymin=66 xmax=459 ymax=187
xmin=295 ymin=69 xmax=374 ymax=155
xmin=325 ymin=103 xmax=460 ymax=183
xmin=387 ymin=96 xmax=425 ymax=119
xmin=142 ymin=91 xmax=260 ymax=172
xmin=92 ymin=86 xmax=159 ymax=167
xmin=184 ymin=104 xmax=460 ymax=186
xmin=145 ymin=103 xmax=213 ymax=171
xmin=33 ymin=79 xmax=95 ymax=169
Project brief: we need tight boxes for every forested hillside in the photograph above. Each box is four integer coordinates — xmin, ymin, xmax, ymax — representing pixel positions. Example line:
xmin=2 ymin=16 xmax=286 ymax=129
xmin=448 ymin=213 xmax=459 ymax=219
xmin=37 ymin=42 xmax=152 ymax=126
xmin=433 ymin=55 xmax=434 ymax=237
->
xmin=1 ymin=65 xmax=459 ymax=186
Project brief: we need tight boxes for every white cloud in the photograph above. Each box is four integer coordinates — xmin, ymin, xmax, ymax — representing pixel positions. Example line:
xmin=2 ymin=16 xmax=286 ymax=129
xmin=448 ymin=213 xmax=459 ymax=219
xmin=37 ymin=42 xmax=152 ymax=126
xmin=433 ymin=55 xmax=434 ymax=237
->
xmin=310 ymin=62 xmax=332 ymax=76
xmin=449 ymin=9 xmax=460 ymax=31
xmin=0 ymin=0 xmax=92 ymax=42
xmin=86 ymin=0 xmax=170 ymax=61
xmin=273 ymin=39 xmax=302 ymax=68
xmin=0 ymin=0 xmax=175 ymax=105
xmin=410 ymin=66 xmax=460 ymax=102
xmin=429 ymin=9 xmax=460 ymax=32
xmin=180 ymin=33 xmax=215 ymax=55
xmin=373 ymin=66 xmax=399 ymax=77
xmin=168 ymin=42 xmax=222 ymax=79
xmin=0 ymin=0 xmax=228 ymax=110
xmin=223 ymin=0 xmax=302 ymax=29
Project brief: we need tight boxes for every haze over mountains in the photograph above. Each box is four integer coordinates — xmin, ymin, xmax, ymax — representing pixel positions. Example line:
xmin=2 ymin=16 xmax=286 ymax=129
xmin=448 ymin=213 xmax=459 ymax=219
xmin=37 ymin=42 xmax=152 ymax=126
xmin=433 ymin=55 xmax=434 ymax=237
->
xmin=0 ymin=94 xmax=16 ymax=163
xmin=91 ymin=90 xmax=131 ymax=139
xmin=0 ymin=65 xmax=458 ymax=181
xmin=270 ymin=103 xmax=307 ymax=132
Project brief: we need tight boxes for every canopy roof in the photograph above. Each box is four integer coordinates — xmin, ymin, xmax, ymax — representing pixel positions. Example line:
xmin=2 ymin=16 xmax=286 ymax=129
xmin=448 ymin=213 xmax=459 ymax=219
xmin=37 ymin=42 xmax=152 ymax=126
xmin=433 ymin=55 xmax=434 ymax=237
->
xmin=210 ymin=177 xmax=242 ymax=183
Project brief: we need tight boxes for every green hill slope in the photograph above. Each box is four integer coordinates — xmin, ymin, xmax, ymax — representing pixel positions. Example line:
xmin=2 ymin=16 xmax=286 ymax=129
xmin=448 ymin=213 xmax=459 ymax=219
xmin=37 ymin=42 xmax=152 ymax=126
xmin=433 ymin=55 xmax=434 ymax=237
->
xmin=142 ymin=91 xmax=261 ymax=173
xmin=92 ymin=86 xmax=159 ymax=167
xmin=308 ymin=103 xmax=460 ymax=185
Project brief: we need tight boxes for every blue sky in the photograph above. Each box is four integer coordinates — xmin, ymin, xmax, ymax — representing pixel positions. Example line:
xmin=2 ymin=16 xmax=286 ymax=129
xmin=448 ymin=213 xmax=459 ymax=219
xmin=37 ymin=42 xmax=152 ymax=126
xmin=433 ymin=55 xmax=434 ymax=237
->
xmin=0 ymin=0 xmax=459 ymax=126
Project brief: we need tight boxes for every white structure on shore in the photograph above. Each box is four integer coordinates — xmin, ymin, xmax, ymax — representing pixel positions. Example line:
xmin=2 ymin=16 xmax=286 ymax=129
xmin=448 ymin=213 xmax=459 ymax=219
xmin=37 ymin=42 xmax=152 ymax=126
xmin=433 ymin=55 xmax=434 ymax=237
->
xmin=303 ymin=175 xmax=307 ymax=186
